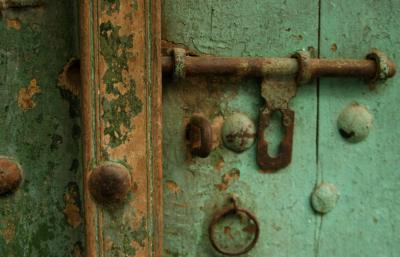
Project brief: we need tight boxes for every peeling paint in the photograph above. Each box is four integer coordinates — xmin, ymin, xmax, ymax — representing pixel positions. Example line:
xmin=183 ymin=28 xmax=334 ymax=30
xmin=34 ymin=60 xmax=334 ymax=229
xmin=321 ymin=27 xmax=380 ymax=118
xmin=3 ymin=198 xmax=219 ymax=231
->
xmin=63 ymin=182 xmax=82 ymax=229
xmin=6 ymin=18 xmax=21 ymax=30
xmin=166 ymin=180 xmax=181 ymax=194
xmin=17 ymin=78 xmax=41 ymax=111
xmin=215 ymin=168 xmax=240 ymax=191
xmin=1 ymin=222 xmax=15 ymax=244
xmin=99 ymin=21 xmax=142 ymax=148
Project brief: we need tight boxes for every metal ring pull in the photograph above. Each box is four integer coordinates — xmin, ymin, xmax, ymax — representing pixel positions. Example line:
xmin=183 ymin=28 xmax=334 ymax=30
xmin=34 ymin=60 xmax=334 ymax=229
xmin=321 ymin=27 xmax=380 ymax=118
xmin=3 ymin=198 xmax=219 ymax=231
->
xmin=209 ymin=197 xmax=260 ymax=256
xmin=186 ymin=115 xmax=213 ymax=158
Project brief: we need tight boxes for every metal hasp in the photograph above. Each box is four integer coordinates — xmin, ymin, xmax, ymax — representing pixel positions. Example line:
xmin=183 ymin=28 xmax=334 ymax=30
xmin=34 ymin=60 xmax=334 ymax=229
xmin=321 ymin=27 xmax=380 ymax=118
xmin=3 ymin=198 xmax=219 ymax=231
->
xmin=163 ymin=48 xmax=396 ymax=172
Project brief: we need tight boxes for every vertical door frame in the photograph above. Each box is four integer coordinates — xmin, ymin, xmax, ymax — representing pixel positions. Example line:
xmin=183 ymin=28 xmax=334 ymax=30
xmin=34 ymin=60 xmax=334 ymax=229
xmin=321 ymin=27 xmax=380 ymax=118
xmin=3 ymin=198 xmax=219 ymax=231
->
xmin=80 ymin=0 xmax=162 ymax=256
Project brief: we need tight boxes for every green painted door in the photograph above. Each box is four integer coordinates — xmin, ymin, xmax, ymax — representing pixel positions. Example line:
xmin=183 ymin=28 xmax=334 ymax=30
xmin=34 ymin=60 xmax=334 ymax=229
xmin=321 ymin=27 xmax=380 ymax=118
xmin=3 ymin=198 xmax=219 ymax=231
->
xmin=0 ymin=1 xmax=84 ymax=256
xmin=162 ymin=1 xmax=399 ymax=257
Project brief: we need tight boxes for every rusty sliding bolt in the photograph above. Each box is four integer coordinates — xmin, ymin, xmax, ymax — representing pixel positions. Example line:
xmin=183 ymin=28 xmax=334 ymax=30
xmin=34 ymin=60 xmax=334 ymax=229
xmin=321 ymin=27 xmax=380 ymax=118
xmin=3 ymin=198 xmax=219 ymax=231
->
xmin=165 ymin=48 xmax=396 ymax=172
xmin=163 ymin=48 xmax=396 ymax=83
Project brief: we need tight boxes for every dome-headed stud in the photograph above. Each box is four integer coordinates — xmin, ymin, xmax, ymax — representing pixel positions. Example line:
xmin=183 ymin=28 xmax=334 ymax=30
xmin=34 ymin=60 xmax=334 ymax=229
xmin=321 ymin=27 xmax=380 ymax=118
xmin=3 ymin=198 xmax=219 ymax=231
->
xmin=89 ymin=163 xmax=131 ymax=205
xmin=0 ymin=157 xmax=22 ymax=195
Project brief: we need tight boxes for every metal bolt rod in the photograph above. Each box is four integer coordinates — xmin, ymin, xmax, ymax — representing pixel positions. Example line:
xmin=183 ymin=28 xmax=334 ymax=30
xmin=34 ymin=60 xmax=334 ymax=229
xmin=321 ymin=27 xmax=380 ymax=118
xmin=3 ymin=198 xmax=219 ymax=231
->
xmin=162 ymin=56 xmax=396 ymax=80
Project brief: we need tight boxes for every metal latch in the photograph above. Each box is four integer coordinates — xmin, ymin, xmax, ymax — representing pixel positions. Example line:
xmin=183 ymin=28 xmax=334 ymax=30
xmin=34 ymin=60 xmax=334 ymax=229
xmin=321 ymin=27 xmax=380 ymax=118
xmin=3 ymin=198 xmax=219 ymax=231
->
xmin=163 ymin=48 xmax=396 ymax=172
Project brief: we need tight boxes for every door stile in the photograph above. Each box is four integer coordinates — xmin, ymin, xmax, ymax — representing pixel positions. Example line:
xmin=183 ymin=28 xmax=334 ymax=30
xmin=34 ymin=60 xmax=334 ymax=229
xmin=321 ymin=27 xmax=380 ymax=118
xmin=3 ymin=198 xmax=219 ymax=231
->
xmin=80 ymin=0 xmax=162 ymax=256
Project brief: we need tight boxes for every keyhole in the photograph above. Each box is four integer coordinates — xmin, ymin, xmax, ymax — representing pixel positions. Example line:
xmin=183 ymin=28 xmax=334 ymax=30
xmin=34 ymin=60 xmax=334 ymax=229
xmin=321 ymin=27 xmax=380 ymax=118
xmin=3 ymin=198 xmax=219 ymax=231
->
xmin=264 ymin=111 xmax=284 ymax=157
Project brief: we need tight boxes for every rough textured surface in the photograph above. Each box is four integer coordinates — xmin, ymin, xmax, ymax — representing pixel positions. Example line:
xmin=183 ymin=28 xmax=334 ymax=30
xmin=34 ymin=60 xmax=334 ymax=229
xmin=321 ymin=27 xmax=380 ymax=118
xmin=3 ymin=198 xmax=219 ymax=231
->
xmin=318 ymin=1 xmax=400 ymax=257
xmin=81 ymin=0 xmax=162 ymax=256
xmin=162 ymin=0 xmax=318 ymax=256
xmin=0 ymin=0 xmax=84 ymax=256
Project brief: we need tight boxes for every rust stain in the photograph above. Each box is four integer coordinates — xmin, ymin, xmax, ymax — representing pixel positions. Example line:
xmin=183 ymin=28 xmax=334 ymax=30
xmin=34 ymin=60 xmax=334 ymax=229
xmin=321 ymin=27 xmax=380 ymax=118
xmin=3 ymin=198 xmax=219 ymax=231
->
xmin=1 ymin=222 xmax=15 ymax=244
xmin=331 ymin=43 xmax=338 ymax=52
xmin=211 ymin=115 xmax=224 ymax=149
xmin=63 ymin=188 xmax=82 ymax=229
xmin=214 ymin=158 xmax=225 ymax=172
xmin=58 ymin=58 xmax=81 ymax=96
xmin=166 ymin=180 xmax=181 ymax=194
xmin=215 ymin=168 xmax=240 ymax=191
xmin=17 ymin=79 xmax=41 ymax=111
xmin=6 ymin=18 xmax=21 ymax=30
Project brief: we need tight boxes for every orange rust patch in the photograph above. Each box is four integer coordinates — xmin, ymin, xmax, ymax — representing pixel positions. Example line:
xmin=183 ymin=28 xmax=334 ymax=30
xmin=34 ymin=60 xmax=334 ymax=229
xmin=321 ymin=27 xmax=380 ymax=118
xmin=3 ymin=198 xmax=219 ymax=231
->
xmin=63 ymin=190 xmax=82 ymax=229
xmin=6 ymin=19 xmax=21 ymax=30
xmin=215 ymin=169 xmax=240 ymax=191
xmin=214 ymin=158 xmax=225 ymax=172
xmin=331 ymin=43 xmax=338 ymax=52
xmin=58 ymin=58 xmax=81 ymax=96
xmin=166 ymin=180 xmax=181 ymax=194
xmin=1 ymin=222 xmax=15 ymax=244
xmin=17 ymin=79 xmax=41 ymax=111
xmin=211 ymin=115 xmax=224 ymax=149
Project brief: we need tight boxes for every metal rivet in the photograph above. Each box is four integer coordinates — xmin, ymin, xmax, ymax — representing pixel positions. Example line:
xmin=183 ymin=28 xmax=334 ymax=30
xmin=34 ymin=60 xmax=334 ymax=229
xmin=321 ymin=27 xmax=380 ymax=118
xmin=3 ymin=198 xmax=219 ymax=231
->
xmin=337 ymin=102 xmax=373 ymax=143
xmin=89 ymin=162 xmax=131 ymax=205
xmin=222 ymin=113 xmax=256 ymax=153
xmin=0 ymin=157 xmax=22 ymax=195
xmin=311 ymin=183 xmax=339 ymax=214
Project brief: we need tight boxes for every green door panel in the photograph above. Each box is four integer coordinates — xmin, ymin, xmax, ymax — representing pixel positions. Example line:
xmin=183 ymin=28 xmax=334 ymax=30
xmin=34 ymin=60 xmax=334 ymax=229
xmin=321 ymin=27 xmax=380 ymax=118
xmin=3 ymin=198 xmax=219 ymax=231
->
xmin=162 ymin=1 xmax=319 ymax=256
xmin=0 ymin=1 xmax=83 ymax=256
xmin=317 ymin=1 xmax=400 ymax=257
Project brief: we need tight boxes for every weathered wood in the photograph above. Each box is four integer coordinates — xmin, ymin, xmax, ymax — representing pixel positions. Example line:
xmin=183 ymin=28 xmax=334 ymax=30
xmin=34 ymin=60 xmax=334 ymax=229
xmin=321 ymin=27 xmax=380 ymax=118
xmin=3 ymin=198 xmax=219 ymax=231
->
xmin=80 ymin=0 xmax=162 ymax=256
xmin=0 ymin=0 xmax=84 ymax=256
xmin=162 ymin=0 xmax=318 ymax=256
xmin=317 ymin=1 xmax=400 ymax=256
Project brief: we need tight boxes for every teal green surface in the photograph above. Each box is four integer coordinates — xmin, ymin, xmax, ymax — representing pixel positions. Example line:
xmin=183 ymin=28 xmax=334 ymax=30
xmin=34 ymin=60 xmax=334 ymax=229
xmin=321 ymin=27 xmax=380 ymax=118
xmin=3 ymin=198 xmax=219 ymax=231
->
xmin=162 ymin=0 xmax=318 ymax=256
xmin=0 ymin=1 xmax=83 ymax=256
xmin=318 ymin=1 xmax=400 ymax=257
xmin=162 ymin=1 xmax=399 ymax=257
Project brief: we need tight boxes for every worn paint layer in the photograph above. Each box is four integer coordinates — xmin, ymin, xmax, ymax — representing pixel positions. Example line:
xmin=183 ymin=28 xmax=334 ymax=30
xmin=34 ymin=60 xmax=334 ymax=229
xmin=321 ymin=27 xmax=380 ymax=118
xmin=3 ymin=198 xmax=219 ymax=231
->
xmin=17 ymin=79 xmax=41 ymax=111
xmin=0 ymin=0 xmax=84 ymax=255
xmin=162 ymin=1 xmax=318 ymax=256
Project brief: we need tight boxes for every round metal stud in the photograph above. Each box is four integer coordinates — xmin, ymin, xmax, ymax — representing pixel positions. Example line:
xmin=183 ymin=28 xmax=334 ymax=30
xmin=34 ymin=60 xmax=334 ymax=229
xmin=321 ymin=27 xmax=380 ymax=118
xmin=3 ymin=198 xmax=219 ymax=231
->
xmin=222 ymin=113 xmax=256 ymax=153
xmin=311 ymin=183 xmax=339 ymax=214
xmin=0 ymin=157 xmax=22 ymax=195
xmin=337 ymin=102 xmax=373 ymax=143
xmin=89 ymin=162 xmax=131 ymax=205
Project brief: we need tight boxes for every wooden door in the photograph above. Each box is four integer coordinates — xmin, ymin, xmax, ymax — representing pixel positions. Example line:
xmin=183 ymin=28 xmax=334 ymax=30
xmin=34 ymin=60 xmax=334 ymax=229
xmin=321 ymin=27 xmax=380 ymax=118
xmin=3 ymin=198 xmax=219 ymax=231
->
xmin=162 ymin=1 xmax=400 ymax=257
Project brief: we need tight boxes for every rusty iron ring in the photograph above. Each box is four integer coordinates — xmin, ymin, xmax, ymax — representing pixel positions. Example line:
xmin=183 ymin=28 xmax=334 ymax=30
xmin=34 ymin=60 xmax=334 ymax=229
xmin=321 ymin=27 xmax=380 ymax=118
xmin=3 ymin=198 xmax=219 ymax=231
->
xmin=173 ymin=48 xmax=187 ymax=80
xmin=209 ymin=203 xmax=260 ymax=256
xmin=366 ymin=48 xmax=396 ymax=81
xmin=292 ymin=50 xmax=313 ymax=85
xmin=186 ymin=115 xmax=213 ymax=158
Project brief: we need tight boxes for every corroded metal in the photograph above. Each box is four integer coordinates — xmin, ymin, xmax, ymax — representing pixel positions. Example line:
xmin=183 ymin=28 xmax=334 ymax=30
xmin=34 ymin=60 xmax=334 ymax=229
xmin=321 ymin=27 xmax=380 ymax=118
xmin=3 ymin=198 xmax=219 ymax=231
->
xmin=311 ymin=183 xmax=339 ymax=214
xmin=208 ymin=196 xmax=260 ymax=256
xmin=163 ymin=48 xmax=396 ymax=81
xmin=337 ymin=102 xmax=373 ymax=143
xmin=88 ymin=163 xmax=131 ymax=205
xmin=186 ymin=115 xmax=213 ymax=158
xmin=222 ymin=113 xmax=256 ymax=153
xmin=257 ymin=77 xmax=297 ymax=172
xmin=0 ymin=157 xmax=22 ymax=195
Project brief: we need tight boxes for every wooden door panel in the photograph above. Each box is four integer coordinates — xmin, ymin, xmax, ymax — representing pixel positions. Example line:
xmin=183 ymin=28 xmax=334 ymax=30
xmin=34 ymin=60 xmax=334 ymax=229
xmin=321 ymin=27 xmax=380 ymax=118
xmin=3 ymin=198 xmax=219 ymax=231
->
xmin=318 ymin=1 xmax=400 ymax=256
xmin=162 ymin=1 xmax=319 ymax=256
xmin=0 ymin=1 xmax=83 ymax=256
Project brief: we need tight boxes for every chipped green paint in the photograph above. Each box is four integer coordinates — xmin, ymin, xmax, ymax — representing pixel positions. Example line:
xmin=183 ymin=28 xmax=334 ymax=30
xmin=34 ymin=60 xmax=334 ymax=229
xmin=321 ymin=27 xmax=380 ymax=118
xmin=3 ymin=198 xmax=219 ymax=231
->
xmin=99 ymin=21 xmax=142 ymax=148
xmin=102 ymin=0 xmax=121 ymax=15
xmin=0 ymin=0 xmax=83 ymax=256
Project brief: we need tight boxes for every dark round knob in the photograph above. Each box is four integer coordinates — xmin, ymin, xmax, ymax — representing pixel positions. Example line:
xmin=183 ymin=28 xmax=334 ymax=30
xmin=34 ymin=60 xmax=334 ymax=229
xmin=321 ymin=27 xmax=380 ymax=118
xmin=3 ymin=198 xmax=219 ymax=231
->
xmin=0 ymin=157 xmax=23 ymax=195
xmin=89 ymin=163 xmax=131 ymax=205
